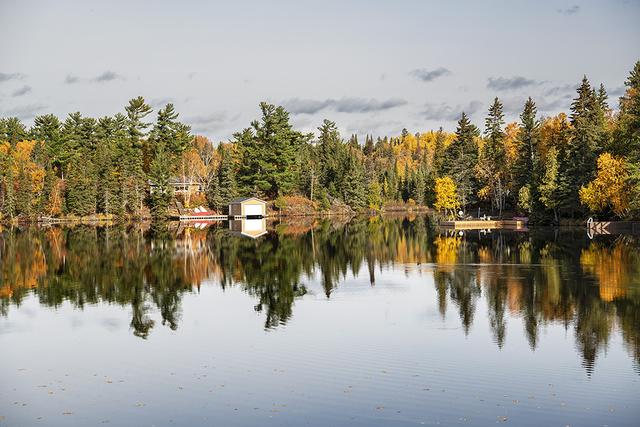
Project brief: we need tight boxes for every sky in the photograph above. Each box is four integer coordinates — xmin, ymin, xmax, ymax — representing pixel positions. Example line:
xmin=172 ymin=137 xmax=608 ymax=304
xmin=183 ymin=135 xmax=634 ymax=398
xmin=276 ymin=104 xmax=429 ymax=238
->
xmin=0 ymin=0 xmax=639 ymax=141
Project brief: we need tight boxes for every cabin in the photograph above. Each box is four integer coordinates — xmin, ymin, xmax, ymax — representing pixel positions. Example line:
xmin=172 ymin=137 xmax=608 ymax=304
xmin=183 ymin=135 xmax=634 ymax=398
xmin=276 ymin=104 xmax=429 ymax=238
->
xmin=229 ymin=197 xmax=266 ymax=218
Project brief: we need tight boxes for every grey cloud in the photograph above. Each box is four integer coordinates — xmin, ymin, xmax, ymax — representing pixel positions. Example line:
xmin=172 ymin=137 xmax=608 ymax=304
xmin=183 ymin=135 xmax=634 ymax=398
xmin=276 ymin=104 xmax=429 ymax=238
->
xmin=282 ymin=98 xmax=333 ymax=115
xmin=65 ymin=74 xmax=80 ymax=84
xmin=501 ymin=96 xmax=569 ymax=114
xmin=488 ymin=76 xmax=540 ymax=91
xmin=409 ymin=67 xmax=452 ymax=82
xmin=93 ymin=71 xmax=124 ymax=82
xmin=346 ymin=119 xmax=404 ymax=135
xmin=186 ymin=112 xmax=227 ymax=125
xmin=557 ymin=5 xmax=580 ymax=15
xmin=4 ymin=103 xmax=47 ymax=120
xmin=543 ymin=83 xmax=577 ymax=96
xmin=420 ymin=100 xmax=483 ymax=121
xmin=11 ymin=85 xmax=32 ymax=97
xmin=186 ymin=112 xmax=230 ymax=134
xmin=283 ymin=97 xmax=408 ymax=115
xmin=0 ymin=72 xmax=26 ymax=83
xmin=333 ymin=97 xmax=408 ymax=113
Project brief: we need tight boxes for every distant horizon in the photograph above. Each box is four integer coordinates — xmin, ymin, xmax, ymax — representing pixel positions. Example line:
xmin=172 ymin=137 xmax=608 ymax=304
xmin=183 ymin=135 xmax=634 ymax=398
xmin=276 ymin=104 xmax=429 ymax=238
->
xmin=1 ymin=0 xmax=639 ymax=140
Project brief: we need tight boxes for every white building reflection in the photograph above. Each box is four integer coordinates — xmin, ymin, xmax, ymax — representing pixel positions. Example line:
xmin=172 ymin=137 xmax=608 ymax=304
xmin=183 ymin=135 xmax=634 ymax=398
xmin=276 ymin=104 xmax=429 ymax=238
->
xmin=229 ymin=218 xmax=268 ymax=239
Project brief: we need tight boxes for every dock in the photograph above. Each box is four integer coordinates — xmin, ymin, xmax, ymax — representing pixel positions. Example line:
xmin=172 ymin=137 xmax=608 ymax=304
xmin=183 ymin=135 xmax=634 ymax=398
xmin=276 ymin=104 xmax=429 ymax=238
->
xmin=178 ymin=214 xmax=228 ymax=221
xmin=439 ymin=219 xmax=528 ymax=230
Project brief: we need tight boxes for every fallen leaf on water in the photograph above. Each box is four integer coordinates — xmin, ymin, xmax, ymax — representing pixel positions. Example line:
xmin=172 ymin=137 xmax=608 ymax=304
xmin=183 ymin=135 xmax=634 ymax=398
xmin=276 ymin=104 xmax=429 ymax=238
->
xmin=62 ymin=412 xmax=73 ymax=415
xmin=497 ymin=416 xmax=508 ymax=422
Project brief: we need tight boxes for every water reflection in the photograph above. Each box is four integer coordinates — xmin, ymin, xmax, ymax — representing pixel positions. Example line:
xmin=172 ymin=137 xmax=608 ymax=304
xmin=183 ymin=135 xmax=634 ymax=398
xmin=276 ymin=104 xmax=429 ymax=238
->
xmin=1 ymin=217 xmax=639 ymax=372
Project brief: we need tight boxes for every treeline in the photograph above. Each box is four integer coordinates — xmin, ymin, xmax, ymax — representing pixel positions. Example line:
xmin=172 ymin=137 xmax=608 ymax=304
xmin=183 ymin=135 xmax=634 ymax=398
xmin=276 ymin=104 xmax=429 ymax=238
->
xmin=1 ymin=61 xmax=639 ymax=223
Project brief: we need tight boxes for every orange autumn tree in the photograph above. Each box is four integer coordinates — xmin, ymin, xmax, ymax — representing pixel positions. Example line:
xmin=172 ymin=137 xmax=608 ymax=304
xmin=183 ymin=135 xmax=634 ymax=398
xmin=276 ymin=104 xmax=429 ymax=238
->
xmin=579 ymin=152 xmax=630 ymax=217
xmin=0 ymin=140 xmax=46 ymax=219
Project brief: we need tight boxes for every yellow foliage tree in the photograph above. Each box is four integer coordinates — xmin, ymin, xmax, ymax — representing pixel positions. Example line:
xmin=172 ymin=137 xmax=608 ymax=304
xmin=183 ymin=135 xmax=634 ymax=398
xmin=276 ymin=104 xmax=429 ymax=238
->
xmin=434 ymin=176 xmax=460 ymax=217
xmin=579 ymin=152 xmax=630 ymax=217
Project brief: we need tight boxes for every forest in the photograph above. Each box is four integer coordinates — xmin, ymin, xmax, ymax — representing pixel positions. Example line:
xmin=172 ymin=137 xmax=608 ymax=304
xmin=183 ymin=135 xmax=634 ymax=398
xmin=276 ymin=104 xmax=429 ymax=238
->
xmin=0 ymin=61 xmax=639 ymax=224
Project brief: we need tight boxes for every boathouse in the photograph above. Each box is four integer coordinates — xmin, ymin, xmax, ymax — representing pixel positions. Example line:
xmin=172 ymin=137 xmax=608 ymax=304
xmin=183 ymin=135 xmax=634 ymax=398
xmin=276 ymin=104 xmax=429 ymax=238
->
xmin=229 ymin=197 xmax=266 ymax=218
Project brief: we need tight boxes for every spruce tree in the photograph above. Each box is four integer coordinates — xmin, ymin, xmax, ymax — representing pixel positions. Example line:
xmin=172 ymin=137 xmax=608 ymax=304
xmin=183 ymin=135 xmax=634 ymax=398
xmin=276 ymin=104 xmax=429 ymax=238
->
xmin=216 ymin=146 xmax=237 ymax=211
xmin=443 ymin=112 xmax=480 ymax=211
xmin=616 ymin=61 xmax=640 ymax=214
xmin=65 ymin=154 xmax=97 ymax=216
xmin=566 ymin=76 xmax=602 ymax=215
xmin=236 ymin=103 xmax=311 ymax=198
xmin=363 ymin=134 xmax=375 ymax=156
xmin=514 ymin=98 xmax=541 ymax=216
xmin=479 ymin=97 xmax=508 ymax=215
xmin=343 ymin=149 xmax=367 ymax=210
xmin=124 ymin=97 xmax=152 ymax=216
xmin=148 ymin=140 xmax=172 ymax=219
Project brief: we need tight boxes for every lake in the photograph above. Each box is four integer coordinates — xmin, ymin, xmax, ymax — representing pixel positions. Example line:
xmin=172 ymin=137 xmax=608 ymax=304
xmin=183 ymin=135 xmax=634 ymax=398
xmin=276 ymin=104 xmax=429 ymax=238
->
xmin=1 ymin=216 xmax=639 ymax=426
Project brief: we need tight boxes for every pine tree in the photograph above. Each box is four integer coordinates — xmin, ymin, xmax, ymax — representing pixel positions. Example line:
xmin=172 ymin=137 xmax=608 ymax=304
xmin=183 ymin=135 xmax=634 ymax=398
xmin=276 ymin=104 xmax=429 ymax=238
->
xmin=432 ymin=127 xmax=447 ymax=176
xmin=123 ymin=97 xmax=152 ymax=216
xmin=65 ymin=154 xmax=97 ymax=216
xmin=0 ymin=117 xmax=27 ymax=146
xmin=343 ymin=149 xmax=367 ymax=209
xmin=566 ymin=76 xmax=602 ymax=215
xmin=217 ymin=146 xmax=237 ymax=211
xmin=363 ymin=135 xmax=375 ymax=156
xmin=478 ymin=97 xmax=508 ymax=216
xmin=236 ymin=103 xmax=311 ymax=198
xmin=443 ymin=112 xmax=480 ymax=211
xmin=148 ymin=141 xmax=172 ymax=219
xmin=616 ymin=61 xmax=640 ymax=214
xmin=514 ymin=98 xmax=541 ymax=216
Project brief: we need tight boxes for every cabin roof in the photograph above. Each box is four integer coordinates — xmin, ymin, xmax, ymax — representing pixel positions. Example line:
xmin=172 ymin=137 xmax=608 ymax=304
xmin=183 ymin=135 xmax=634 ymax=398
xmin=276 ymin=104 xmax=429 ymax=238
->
xmin=229 ymin=197 xmax=265 ymax=204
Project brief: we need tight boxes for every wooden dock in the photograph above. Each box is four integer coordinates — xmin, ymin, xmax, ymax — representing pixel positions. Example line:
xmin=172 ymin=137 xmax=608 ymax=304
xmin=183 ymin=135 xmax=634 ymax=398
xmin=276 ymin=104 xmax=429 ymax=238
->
xmin=178 ymin=214 xmax=228 ymax=221
xmin=440 ymin=219 xmax=527 ymax=230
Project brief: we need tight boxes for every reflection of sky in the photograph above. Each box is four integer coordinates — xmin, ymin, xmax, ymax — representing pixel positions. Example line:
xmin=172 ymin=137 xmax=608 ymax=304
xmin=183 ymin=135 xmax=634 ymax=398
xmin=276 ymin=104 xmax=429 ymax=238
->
xmin=1 ymin=265 xmax=638 ymax=426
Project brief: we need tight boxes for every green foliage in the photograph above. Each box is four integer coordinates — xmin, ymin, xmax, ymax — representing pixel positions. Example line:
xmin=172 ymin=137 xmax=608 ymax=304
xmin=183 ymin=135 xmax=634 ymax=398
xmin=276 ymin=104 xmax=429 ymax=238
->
xmin=235 ymin=103 xmax=311 ymax=198
xmin=443 ymin=112 xmax=480 ymax=210
xmin=1 ymin=61 xmax=640 ymax=221
xmin=65 ymin=154 xmax=97 ymax=216
xmin=515 ymin=98 xmax=542 ymax=216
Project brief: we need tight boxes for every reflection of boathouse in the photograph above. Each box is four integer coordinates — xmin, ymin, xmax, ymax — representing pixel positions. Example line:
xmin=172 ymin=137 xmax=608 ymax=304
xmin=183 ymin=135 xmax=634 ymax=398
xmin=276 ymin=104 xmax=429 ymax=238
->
xmin=229 ymin=218 xmax=268 ymax=238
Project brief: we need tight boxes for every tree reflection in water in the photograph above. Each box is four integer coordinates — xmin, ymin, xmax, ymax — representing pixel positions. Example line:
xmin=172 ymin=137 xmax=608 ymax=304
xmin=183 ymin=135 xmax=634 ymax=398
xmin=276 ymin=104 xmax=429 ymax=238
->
xmin=0 ymin=217 xmax=638 ymax=372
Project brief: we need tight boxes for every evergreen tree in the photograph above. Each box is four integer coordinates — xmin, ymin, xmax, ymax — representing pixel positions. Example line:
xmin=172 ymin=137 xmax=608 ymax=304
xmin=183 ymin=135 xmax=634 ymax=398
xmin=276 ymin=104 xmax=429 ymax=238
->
xmin=478 ymin=97 xmax=508 ymax=216
xmin=31 ymin=114 xmax=63 ymax=173
xmin=236 ymin=103 xmax=311 ymax=198
xmin=443 ymin=112 xmax=480 ymax=211
xmin=514 ymin=98 xmax=541 ymax=216
xmin=217 ymin=145 xmax=237 ymax=211
xmin=148 ymin=140 xmax=172 ymax=219
xmin=65 ymin=154 xmax=97 ymax=216
xmin=123 ymin=97 xmax=152 ymax=215
xmin=0 ymin=117 xmax=27 ymax=146
xmin=565 ymin=76 xmax=603 ymax=215
xmin=363 ymin=134 xmax=375 ymax=156
xmin=343 ymin=149 xmax=367 ymax=210
xmin=616 ymin=61 xmax=640 ymax=214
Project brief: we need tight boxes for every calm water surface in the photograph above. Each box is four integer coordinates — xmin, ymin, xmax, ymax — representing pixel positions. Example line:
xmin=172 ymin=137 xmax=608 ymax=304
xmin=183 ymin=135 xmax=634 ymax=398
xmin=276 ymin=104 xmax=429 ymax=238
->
xmin=1 ymin=216 xmax=639 ymax=426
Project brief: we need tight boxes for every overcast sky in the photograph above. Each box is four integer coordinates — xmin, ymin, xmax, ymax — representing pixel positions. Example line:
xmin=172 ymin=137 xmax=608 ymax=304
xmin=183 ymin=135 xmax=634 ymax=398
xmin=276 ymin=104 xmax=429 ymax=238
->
xmin=1 ymin=0 xmax=639 ymax=141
